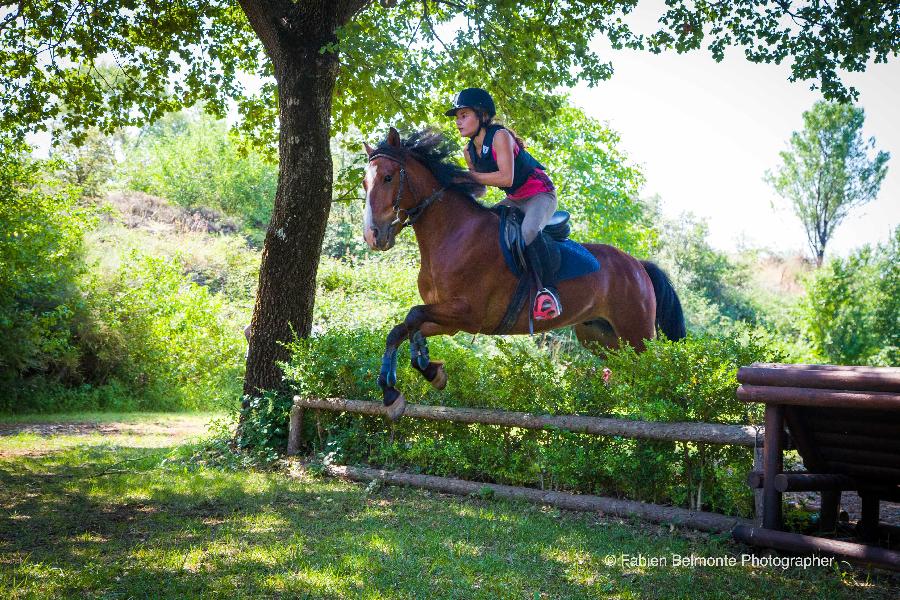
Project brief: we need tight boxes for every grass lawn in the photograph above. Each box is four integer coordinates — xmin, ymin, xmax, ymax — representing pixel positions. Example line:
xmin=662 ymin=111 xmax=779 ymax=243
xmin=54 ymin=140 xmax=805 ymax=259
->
xmin=1 ymin=413 xmax=898 ymax=599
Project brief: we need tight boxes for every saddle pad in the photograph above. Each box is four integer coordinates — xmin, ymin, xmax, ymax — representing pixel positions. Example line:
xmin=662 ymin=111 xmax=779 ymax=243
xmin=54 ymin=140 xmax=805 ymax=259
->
xmin=498 ymin=208 xmax=600 ymax=282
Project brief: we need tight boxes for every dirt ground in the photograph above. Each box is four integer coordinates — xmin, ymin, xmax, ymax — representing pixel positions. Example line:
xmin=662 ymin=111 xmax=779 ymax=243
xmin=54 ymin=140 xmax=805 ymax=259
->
xmin=0 ymin=414 xmax=216 ymax=457
xmin=0 ymin=418 xmax=206 ymax=438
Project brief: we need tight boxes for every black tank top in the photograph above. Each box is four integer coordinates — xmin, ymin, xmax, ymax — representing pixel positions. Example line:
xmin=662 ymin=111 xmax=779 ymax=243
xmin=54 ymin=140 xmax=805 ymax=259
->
xmin=467 ymin=124 xmax=545 ymax=196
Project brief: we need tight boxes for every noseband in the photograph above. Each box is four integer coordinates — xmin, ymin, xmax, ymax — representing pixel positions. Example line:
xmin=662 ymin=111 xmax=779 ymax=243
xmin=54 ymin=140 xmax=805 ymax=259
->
xmin=369 ymin=151 xmax=445 ymax=231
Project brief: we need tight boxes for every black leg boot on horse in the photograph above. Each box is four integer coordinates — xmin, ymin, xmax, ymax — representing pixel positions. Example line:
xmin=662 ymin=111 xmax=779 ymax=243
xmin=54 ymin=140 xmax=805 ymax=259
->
xmin=525 ymin=233 xmax=562 ymax=320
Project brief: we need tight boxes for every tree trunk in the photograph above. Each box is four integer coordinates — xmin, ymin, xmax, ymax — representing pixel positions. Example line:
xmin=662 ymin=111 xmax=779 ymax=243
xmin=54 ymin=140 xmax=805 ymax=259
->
xmin=243 ymin=50 xmax=337 ymax=399
xmin=237 ymin=1 xmax=364 ymax=402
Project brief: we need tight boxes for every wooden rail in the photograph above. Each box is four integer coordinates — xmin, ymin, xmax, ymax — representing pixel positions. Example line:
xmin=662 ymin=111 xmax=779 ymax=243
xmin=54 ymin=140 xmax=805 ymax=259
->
xmin=290 ymin=396 xmax=761 ymax=448
xmin=324 ymin=463 xmax=751 ymax=534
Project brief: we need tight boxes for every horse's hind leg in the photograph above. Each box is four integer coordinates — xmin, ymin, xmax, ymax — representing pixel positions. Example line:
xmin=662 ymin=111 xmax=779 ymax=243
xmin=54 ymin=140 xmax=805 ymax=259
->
xmin=574 ymin=318 xmax=619 ymax=355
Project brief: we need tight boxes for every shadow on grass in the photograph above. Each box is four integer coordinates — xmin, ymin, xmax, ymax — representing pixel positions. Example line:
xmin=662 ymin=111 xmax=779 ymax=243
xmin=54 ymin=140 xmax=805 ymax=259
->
xmin=1 ymin=445 xmax=898 ymax=599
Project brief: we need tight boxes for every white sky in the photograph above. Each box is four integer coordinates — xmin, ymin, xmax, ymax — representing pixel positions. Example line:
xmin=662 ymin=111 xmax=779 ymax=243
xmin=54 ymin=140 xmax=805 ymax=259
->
xmin=570 ymin=3 xmax=899 ymax=257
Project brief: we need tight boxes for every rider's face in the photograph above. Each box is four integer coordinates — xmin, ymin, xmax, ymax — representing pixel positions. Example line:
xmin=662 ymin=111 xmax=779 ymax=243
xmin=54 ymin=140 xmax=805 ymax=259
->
xmin=455 ymin=108 xmax=480 ymax=138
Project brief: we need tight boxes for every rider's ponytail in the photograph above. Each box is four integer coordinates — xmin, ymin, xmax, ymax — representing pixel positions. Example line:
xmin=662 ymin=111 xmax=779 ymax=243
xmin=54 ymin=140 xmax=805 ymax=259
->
xmin=476 ymin=111 xmax=526 ymax=150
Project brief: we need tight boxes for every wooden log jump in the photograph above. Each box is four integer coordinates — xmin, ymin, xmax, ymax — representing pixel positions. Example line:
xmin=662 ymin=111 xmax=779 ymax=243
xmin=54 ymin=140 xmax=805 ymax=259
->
xmin=287 ymin=396 xmax=763 ymax=536
xmin=737 ymin=362 xmax=900 ymax=571
xmin=325 ymin=463 xmax=751 ymax=534
xmin=737 ymin=363 xmax=900 ymax=393
xmin=291 ymin=396 xmax=761 ymax=447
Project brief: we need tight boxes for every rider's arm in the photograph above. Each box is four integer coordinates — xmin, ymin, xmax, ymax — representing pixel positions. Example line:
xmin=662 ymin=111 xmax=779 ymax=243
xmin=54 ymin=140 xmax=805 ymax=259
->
xmin=469 ymin=130 xmax=515 ymax=188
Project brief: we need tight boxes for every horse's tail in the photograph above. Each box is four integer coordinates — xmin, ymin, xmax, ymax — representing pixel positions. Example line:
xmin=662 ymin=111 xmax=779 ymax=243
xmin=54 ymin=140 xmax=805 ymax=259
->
xmin=641 ymin=261 xmax=686 ymax=341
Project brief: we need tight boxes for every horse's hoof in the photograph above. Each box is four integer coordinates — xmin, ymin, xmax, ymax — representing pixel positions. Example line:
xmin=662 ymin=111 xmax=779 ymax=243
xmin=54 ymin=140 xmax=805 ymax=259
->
xmin=429 ymin=361 xmax=447 ymax=390
xmin=385 ymin=392 xmax=407 ymax=421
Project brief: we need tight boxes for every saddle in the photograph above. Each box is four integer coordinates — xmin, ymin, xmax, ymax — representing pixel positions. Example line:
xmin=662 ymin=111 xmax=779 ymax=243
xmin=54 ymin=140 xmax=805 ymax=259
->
xmin=493 ymin=206 xmax=565 ymax=334
xmin=492 ymin=205 xmax=600 ymax=335
xmin=496 ymin=205 xmax=569 ymax=278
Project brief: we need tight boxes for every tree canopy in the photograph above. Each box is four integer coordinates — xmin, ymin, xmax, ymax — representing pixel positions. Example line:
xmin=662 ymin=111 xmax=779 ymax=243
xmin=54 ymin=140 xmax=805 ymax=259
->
xmin=3 ymin=1 xmax=898 ymax=143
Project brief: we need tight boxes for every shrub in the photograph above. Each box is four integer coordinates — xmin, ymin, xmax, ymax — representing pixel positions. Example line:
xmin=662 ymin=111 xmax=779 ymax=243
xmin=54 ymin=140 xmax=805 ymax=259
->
xmin=0 ymin=137 xmax=95 ymax=398
xmin=76 ymin=250 xmax=246 ymax=411
xmin=273 ymin=324 xmax=782 ymax=517
xmin=801 ymin=227 xmax=900 ymax=366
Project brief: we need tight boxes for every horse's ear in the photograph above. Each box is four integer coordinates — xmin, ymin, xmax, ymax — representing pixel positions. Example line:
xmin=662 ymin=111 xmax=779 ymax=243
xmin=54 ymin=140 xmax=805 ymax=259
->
xmin=387 ymin=127 xmax=401 ymax=147
xmin=364 ymin=142 xmax=374 ymax=157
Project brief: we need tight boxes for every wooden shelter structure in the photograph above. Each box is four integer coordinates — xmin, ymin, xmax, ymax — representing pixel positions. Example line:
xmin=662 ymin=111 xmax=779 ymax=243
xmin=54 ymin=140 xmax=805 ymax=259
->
xmin=735 ymin=363 xmax=900 ymax=570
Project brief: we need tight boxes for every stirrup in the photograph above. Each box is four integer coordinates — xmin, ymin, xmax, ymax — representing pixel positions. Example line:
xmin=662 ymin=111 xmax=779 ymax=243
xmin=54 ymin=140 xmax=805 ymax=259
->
xmin=533 ymin=288 xmax=562 ymax=320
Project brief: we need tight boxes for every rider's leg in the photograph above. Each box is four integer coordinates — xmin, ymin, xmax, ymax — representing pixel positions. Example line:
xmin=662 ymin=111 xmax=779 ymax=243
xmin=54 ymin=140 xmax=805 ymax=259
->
xmin=515 ymin=192 xmax=562 ymax=319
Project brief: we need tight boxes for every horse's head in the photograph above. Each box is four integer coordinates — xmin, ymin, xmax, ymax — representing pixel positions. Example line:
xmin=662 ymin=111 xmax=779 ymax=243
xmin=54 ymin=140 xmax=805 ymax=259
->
xmin=362 ymin=127 xmax=429 ymax=251
xmin=363 ymin=127 xmax=486 ymax=250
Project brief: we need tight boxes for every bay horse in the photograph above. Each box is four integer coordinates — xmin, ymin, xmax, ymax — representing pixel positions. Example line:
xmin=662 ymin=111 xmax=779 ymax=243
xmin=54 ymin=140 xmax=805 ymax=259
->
xmin=363 ymin=127 xmax=685 ymax=419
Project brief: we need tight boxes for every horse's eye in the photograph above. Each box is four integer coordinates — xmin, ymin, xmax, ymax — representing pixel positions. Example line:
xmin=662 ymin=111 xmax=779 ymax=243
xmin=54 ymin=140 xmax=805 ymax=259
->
xmin=384 ymin=175 xmax=393 ymax=183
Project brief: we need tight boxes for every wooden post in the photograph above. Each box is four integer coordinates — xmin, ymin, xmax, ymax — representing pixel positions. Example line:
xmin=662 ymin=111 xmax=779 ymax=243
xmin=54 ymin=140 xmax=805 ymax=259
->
xmin=753 ymin=445 xmax=764 ymax=526
xmin=819 ymin=490 xmax=840 ymax=534
xmin=858 ymin=493 xmax=880 ymax=543
xmin=286 ymin=405 xmax=304 ymax=456
xmin=763 ymin=404 xmax=784 ymax=530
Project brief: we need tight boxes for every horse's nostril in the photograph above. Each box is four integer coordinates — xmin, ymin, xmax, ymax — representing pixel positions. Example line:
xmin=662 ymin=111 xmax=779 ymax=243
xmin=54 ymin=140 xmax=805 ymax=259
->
xmin=364 ymin=226 xmax=377 ymax=248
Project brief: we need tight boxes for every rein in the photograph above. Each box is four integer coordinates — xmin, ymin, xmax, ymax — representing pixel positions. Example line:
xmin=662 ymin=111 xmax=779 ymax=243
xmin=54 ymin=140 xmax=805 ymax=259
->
xmin=369 ymin=151 xmax=445 ymax=231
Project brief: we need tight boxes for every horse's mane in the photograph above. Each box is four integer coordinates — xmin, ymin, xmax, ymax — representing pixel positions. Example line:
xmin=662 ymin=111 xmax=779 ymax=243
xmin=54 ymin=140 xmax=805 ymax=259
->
xmin=373 ymin=129 xmax=488 ymax=210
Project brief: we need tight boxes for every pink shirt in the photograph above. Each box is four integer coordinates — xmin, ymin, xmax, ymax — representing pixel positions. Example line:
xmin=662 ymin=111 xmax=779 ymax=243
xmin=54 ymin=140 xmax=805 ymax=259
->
xmin=490 ymin=145 xmax=555 ymax=200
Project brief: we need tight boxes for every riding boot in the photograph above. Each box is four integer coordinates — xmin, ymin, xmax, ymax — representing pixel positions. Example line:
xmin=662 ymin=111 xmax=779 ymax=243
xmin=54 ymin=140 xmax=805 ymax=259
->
xmin=525 ymin=234 xmax=562 ymax=319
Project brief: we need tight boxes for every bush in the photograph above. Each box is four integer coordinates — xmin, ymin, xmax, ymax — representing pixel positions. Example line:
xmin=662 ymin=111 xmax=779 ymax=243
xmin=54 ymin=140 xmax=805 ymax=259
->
xmin=0 ymin=137 xmax=96 ymax=397
xmin=269 ymin=324 xmax=782 ymax=517
xmin=802 ymin=227 xmax=900 ymax=366
xmin=76 ymin=250 xmax=246 ymax=411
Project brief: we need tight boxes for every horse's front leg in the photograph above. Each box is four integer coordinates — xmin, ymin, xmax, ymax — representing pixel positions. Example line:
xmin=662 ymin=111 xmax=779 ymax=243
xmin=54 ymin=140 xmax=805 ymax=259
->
xmin=379 ymin=321 xmax=410 ymax=421
xmin=409 ymin=329 xmax=448 ymax=391
xmin=406 ymin=299 xmax=476 ymax=389
xmin=379 ymin=300 xmax=474 ymax=420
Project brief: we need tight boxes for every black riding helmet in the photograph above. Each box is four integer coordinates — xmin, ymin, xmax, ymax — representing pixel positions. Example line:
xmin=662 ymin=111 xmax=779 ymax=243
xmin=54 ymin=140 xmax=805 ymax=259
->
xmin=444 ymin=87 xmax=496 ymax=118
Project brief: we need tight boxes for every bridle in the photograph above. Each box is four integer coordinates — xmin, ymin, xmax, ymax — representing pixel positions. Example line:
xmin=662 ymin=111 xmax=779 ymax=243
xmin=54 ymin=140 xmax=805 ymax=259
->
xmin=368 ymin=150 xmax=445 ymax=231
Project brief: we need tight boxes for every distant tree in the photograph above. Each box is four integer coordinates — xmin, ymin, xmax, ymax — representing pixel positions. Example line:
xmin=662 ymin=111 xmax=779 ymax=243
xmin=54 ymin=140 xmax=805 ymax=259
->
xmin=531 ymin=107 xmax=656 ymax=256
xmin=51 ymin=127 xmax=117 ymax=198
xmin=766 ymin=102 xmax=889 ymax=266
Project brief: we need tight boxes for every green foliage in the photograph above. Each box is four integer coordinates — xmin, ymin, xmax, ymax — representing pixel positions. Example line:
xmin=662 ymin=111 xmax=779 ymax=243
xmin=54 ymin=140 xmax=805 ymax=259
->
xmin=50 ymin=127 xmax=118 ymax=198
xmin=0 ymin=137 xmax=95 ymax=393
xmin=801 ymin=227 xmax=900 ymax=366
xmin=766 ymin=101 xmax=890 ymax=265
xmin=1 ymin=1 xmax=256 ymax=140
xmin=530 ymin=107 xmax=657 ymax=255
xmin=122 ymin=110 xmax=276 ymax=228
xmin=76 ymin=250 xmax=246 ymax=411
xmin=233 ymin=391 xmax=295 ymax=466
xmin=4 ymin=1 xmax=892 ymax=143
xmin=279 ymin=323 xmax=781 ymax=517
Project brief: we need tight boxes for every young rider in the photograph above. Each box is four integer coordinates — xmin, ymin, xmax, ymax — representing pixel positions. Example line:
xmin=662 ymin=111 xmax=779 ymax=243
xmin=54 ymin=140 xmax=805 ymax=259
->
xmin=446 ymin=87 xmax=562 ymax=320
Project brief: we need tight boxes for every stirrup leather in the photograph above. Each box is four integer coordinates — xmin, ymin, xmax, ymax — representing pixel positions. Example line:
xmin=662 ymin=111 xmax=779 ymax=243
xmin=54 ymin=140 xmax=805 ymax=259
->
xmin=533 ymin=288 xmax=562 ymax=320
